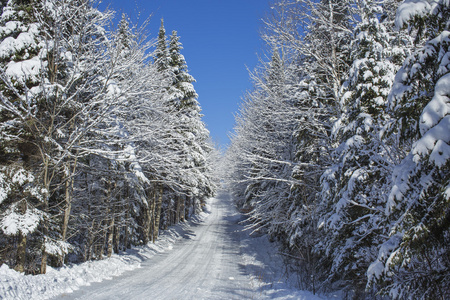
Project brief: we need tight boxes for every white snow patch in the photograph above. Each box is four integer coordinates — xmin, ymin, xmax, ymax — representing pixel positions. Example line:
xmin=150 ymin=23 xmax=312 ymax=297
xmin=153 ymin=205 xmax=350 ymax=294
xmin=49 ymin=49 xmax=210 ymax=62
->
xmin=412 ymin=69 xmax=450 ymax=163
xmin=395 ymin=0 xmax=437 ymax=29
xmin=0 ymin=203 xmax=43 ymax=236
xmin=5 ymin=56 xmax=42 ymax=82
xmin=430 ymin=139 xmax=450 ymax=167
xmin=413 ymin=115 xmax=450 ymax=162
xmin=419 ymin=72 xmax=450 ymax=135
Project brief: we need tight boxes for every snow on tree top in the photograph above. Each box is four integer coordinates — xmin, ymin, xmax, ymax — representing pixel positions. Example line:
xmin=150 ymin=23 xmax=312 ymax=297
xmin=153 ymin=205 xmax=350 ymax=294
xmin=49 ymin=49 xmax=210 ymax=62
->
xmin=395 ymin=0 xmax=438 ymax=29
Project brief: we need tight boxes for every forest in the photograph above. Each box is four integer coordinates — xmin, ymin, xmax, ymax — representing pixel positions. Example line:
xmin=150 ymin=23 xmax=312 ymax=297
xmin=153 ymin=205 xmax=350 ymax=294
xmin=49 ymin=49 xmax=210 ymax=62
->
xmin=0 ymin=0 xmax=218 ymax=277
xmin=1 ymin=0 xmax=449 ymax=299
xmin=225 ymin=0 xmax=449 ymax=299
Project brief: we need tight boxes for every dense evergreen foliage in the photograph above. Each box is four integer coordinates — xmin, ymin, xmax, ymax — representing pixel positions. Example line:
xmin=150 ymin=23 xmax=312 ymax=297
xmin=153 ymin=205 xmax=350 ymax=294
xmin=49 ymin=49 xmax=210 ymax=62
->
xmin=0 ymin=0 xmax=216 ymax=274
xmin=226 ymin=0 xmax=449 ymax=298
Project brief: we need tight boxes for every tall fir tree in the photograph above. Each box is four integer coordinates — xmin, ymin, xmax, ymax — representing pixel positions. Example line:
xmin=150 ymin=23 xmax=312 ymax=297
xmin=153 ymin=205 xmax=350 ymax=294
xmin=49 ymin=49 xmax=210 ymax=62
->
xmin=167 ymin=30 xmax=214 ymax=218
xmin=0 ymin=0 xmax=47 ymax=273
xmin=168 ymin=30 xmax=198 ymax=109
xmin=154 ymin=18 xmax=169 ymax=73
xmin=318 ymin=1 xmax=407 ymax=296
xmin=368 ymin=1 xmax=450 ymax=298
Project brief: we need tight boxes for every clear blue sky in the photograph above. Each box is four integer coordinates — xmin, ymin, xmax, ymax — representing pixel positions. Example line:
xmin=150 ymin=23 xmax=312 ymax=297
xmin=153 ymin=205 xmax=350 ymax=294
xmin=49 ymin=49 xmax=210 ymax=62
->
xmin=99 ymin=0 xmax=271 ymax=148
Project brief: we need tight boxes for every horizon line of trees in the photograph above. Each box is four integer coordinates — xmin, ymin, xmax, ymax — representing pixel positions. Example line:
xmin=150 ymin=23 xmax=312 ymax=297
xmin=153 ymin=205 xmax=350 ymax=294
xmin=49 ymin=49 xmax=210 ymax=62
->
xmin=225 ymin=0 xmax=449 ymax=299
xmin=0 ymin=0 xmax=217 ymax=275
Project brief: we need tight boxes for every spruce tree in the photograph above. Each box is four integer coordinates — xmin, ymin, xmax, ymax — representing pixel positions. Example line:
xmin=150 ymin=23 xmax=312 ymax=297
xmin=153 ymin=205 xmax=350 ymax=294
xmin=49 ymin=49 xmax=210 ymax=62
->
xmin=0 ymin=0 xmax=46 ymax=273
xmin=168 ymin=30 xmax=198 ymax=109
xmin=167 ymin=30 xmax=213 ymax=217
xmin=152 ymin=22 xmax=214 ymax=223
xmin=368 ymin=1 xmax=450 ymax=298
xmin=154 ymin=18 xmax=169 ymax=73
xmin=318 ymin=1 xmax=406 ymax=296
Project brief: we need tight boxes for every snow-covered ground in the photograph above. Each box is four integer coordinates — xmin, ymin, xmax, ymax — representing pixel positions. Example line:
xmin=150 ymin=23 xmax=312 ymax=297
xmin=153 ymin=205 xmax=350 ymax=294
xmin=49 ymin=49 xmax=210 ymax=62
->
xmin=1 ymin=191 xmax=337 ymax=299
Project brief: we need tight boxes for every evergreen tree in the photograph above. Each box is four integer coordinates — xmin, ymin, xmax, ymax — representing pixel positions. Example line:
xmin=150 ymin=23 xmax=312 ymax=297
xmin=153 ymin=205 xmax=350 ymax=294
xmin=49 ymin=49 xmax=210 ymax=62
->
xmin=318 ymin=1 xmax=407 ymax=296
xmin=167 ymin=30 xmax=214 ymax=219
xmin=286 ymin=0 xmax=355 ymax=292
xmin=368 ymin=1 xmax=450 ymax=298
xmin=0 ymin=0 xmax=46 ymax=273
xmin=168 ymin=30 xmax=198 ymax=109
xmin=154 ymin=18 xmax=169 ymax=73
xmin=152 ymin=21 xmax=215 ymax=225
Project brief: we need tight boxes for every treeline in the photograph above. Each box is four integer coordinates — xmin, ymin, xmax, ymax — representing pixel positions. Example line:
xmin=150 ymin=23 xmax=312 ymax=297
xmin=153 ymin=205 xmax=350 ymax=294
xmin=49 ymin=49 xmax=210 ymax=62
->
xmin=225 ymin=0 xmax=449 ymax=299
xmin=0 ymin=0 xmax=217 ymax=274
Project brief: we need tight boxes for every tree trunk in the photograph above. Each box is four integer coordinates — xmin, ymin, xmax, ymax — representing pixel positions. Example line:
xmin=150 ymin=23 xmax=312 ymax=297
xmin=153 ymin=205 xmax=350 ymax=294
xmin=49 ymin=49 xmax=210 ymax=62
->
xmin=62 ymin=177 xmax=71 ymax=241
xmin=86 ymin=219 xmax=95 ymax=261
xmin=106 ymin=189 xmax=115 ymax=257
xmin=124 ymin=204 xmax=130 ymax=250
xmin=40 ymin=200 xmax=49 ymax=274
xmin=169 ymin=199 xmax=175 ymax=226
xmin=123 ymin=185 xmax=130 ymax=250
xmin=175 ymin=197 xmax=181 ymax=224
xmin=96 ymin=223 xmax=105 ymax=260
xmin=40 ymin=240 xmax=48 ymax=274
xmin=149 ymin=188 xmax=156 ymax=242
xmin=40 ymin=156 xmax=52 ymax=274
xmin=14 ymin=231 xmax=27 ymax=273
xmin=152 ymin=185 xmax=163 ymax=242
xmin=59 ymin=169 xmax=72 ymax=266
xmin=107 ymin=214 xmax=115 ymax=258
xmin=61 ymin=158 xmax=77 ymax=245
xmin=142 ymin=189 xmax=152 ymax=244
xmin=180 ymin=196 xmax=186 ymax=222
xmin=113 ymin=214 xmax=120 ymax=254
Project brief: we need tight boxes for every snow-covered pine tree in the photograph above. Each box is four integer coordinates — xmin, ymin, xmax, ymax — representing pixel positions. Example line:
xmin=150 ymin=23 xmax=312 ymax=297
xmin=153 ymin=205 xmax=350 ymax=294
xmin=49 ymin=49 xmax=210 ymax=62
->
xmin=0 ymin=0 xmax=47 ymax=273
xmin=154 ymin=18 xmax=170 ymax=73
xmin=168 ymin=30 xmax=198 ymax=109
xmin=148 ymin=20 xmax=183 ymax=227
xmin=165 ymin=29 xmax=215 ymax=222
xmin=367 ymin=1 xmax=450 ymax=298
xmin=318 ymin=1 xmax=407 ymax=296
xmin=267 ymin=0 xmax=354 ymax=293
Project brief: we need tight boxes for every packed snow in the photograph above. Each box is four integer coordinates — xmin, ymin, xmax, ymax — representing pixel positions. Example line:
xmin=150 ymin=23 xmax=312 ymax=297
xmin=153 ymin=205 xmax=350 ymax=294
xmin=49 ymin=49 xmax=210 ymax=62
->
xmin=0 ymin=191 xmax=336 ymax=300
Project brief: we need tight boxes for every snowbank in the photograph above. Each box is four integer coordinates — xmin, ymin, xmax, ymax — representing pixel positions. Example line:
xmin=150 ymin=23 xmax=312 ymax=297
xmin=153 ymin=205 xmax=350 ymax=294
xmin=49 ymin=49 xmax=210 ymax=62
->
xmin=237 ymin=217 xmax=338 ymax=299
xmin=0 ymin=210 xmax=210 ymax=300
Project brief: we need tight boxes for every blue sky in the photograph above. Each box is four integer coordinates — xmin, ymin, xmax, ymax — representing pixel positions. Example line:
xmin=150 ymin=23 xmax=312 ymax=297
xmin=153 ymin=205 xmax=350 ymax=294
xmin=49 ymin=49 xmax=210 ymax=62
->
xmin=100 ymin=0 xmax=271 ymax=148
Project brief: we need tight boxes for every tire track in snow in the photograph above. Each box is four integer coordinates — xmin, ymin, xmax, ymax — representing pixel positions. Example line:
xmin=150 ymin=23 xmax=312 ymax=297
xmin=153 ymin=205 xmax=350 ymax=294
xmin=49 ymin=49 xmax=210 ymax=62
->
xmin=57 ymin=192 xmax=254 ymax=300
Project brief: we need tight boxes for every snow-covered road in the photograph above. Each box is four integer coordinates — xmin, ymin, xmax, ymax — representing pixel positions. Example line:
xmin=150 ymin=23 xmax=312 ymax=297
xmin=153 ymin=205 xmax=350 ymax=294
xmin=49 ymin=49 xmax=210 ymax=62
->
xmin=58 ymin=192 xmax=253 ymax=299
xmin=52 ymin=191 xmax=325 ymax=300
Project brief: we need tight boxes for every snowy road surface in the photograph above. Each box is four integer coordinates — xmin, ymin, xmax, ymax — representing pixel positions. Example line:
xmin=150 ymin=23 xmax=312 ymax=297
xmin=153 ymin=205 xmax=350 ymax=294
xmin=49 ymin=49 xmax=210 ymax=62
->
xmin=54 ymin=191 xmax=324 ymax=300
xmin=57 ymin=192 xmax=253 ymax=299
